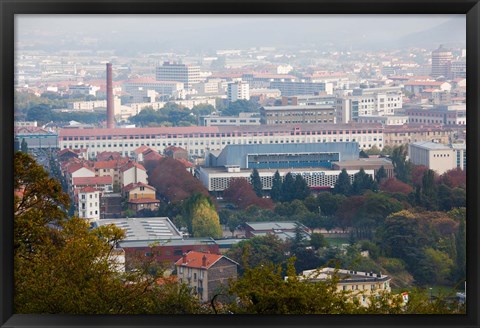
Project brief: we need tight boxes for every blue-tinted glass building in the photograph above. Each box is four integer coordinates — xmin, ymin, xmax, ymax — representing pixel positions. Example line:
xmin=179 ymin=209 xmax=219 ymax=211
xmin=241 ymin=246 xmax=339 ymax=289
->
xmin=206 ymin=142 xmax=360 ymax=170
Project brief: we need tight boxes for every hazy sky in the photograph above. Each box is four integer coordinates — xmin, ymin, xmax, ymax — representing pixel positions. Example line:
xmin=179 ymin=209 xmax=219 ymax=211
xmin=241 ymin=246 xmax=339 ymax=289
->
xmin=15 ymin=15 xmax=466 ymax=52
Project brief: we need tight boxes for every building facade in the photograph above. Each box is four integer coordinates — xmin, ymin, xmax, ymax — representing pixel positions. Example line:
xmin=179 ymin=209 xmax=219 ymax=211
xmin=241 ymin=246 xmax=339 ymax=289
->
xmin=431 ymin=45 xmax=453 ymax=78
xmin=227 ymin=81 xmax=250 ymax=102
xmin=77 ymin=187 xmax=101 ymax=221
xmin=335 ymin=87 xmax=403 ymax=123
xmin=408 ymin=141 xmax=466 ymax=175
xmin=296 ymin=268 xmax=391 ymax=306
xmin=260 ymin=105 xmax=335 ymax=125
xmin=58 ymin=123 xmax=385 ymax=158
xmin=197 ymin=167 xmax=374 ymax=192
xmin=175 ymin=251 xmax=238 ymax=302
xmin=155 ymin=62 xmax=201 ymax=90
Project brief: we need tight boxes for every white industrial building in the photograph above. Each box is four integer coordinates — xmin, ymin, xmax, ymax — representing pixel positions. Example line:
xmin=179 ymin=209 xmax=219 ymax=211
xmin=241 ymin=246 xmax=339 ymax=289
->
xmin=408 ymin=141 xmax=466 ymax=175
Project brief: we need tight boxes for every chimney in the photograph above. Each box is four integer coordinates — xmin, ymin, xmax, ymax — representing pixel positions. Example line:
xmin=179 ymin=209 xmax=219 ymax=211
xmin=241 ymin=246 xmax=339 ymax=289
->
xmin=106 ymin=63 xmax=115 ymax=129
xmin=202 ymin=255 xmax=207 ymax=267
xmin=182 ymin=253 xmax=187 ymax=264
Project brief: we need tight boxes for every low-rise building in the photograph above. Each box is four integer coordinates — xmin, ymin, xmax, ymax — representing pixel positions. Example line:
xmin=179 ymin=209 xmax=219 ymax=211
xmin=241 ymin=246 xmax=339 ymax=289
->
xmin=332 ymin=158 xmax=395 ymax=179
xmin=383 ymin=124 xmax=455 ymax=146
xmin=408 ymin=141 xmax=466 ymax=175
xmin=260 ymin=105 xmax=335 ymax=125
xmin=123 ymin=182 xmax=156 ymax=201
xmin=77 ymin=186 xmax=101 ymax=221
xmin=244 ymin=221 xmax=310 ymax=240
xmin=293 ymin=267 xmax=391 ymax=306
xmin=175 ymin=251 xmax=238 ymax=302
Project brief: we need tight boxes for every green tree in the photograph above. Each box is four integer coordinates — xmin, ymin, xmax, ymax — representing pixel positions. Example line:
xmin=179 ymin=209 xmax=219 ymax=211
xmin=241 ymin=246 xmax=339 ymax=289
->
xmin=186 ymin=193 xmax=222 ymax=238
xmin=14 ymin=152 xmax=205 ymax=314
xmin=280 ymin=172 xmax=296 ymax=202
xmin=375 ymin=166 xmax=387 ymax=184
xmin=294 ymin=174 xmax=310 ymax=200
xmin=451 ymin=208 xmax=466 ymax=283
xmin=333 ymin=169 xmax=352 ymax=196
xmin=351 ymin=168 xmax=378 ymax=195
xmin=226 ymin=234 xmax=289 ymax=273
xmin=270 ymin=170 xmax=282 ymax=202
xmin=250 ymin=168 xmax=263 ymax=197
xmin=310 ymin=232 xmax=328 ymax=250
xmin=391 ymin=145 xmax=412 ymax=183
xmin=222 ymin=99 xmax=259 ymax=116
xmin=421 ymin=169 xmax=437 ymax=210
xmin=20 ymin=138 xmax=28 ymax=153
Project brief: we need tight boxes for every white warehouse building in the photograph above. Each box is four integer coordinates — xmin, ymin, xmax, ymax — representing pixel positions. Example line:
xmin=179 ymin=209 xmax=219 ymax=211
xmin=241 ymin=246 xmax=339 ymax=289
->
xmin=408 ymin=141 xmax=466 ymax=175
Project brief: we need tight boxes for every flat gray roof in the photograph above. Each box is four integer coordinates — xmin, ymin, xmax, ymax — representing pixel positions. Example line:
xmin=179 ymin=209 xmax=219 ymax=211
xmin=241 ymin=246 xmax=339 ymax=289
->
xmin=410 ymin=141 xmax=452 ymax=150
xmin=118 ymin=237 xmax=216 ymax=248
xmin=92 ymin=217 xmax=183 ymax=241
xmin=245 ymin=221 xmax=301 ymax=231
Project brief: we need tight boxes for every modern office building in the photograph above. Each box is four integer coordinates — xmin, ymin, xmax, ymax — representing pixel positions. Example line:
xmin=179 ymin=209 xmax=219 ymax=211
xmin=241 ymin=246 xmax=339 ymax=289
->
xmin=198 ymin=142 xmax=374 ymax=193
xmin=227 ymin=81 xmax=250 ymax=102
xmin=58 ymin=123 xmax=384 ymax=158
xmin=281 ymin=95 xmax=336 ymax=107
xmin=269 ymin=81 xmax=333 ymax=96
xmin=155 ymin=62 xmax=201 ymax=90
xmin=408 ymin=141 xmax=466 ymax=175
xmin=260 ymin=105 xmax=335 ymax=125
xmin=205 ymin=142 xmax=360 ymax=170
xmin=197 ymin=166 xmax=374 ymax=193
xmin=335 ymin=87 xmax=403 ymax=123
xmin=431 ymin=45 xmax=453 ymax=78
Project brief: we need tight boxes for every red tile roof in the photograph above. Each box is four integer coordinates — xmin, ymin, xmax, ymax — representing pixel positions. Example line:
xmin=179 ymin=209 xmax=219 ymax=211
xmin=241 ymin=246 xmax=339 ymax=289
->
xmin=123 ymin=182 xmax=155 ymax=192
xmin=67 ymin=163 xmax=93 ymax=174
xmin=121 ymin=161 xmax=146 ymax=172
xmin=404 ymin=81 xmax=445 ymax=86
xmin=94 ymin=160 xmax=126 ymax=170
xmin=134 ymin=145 xmax=155 ymax=155
xmin=58 ymin=148 xmax=78 ymax=157
xmin=79 ymin=186 xmax=101 ymax=193
xmin=175 ymin=251 xmax=223 ymax=269
xmin=73 ymin=176 xmax=112 ymax=186
xmin=59 ymin=126 xmax=220 ymax=137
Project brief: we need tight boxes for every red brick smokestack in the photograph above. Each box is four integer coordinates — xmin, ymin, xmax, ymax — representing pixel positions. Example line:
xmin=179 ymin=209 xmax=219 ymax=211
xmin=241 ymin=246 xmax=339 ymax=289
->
xmin=106 ymin=63 xmax=114 ymax=129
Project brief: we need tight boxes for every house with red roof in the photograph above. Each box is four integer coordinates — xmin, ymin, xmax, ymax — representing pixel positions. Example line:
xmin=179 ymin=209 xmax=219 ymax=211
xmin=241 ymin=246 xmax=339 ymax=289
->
xmin=93 ymin=158 xmax=130 ymax=187
xmin=72 ymin=176 xmax=113 ymax=195
xmin=133 ymin=145 xmax=157 ymax=163
xmin=57 ymin=148 xmax=79 ymax=162
xmin=175 ymin=251 xmax=238 ymax=302
xmin=122 ymin=182 xmax=156 ymax=201
xmin=121 ymin=161 xmax=148 ymax=188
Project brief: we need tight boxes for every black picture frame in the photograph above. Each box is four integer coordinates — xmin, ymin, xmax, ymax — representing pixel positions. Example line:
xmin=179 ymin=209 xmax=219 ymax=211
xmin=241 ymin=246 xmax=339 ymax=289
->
xmin=1 ymin=1 xmax=479 ymax=327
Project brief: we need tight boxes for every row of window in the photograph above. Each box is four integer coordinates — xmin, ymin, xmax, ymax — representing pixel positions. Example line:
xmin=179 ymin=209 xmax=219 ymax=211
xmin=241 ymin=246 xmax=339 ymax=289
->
xmin=62 ymin=129 xmax=382 ymax=140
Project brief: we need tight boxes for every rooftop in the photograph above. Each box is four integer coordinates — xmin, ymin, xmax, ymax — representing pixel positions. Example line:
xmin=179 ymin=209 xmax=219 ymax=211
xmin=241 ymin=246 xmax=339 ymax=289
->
xmin=410 ymin=141 xmax=452 ymax=150
xmin=92 ymin=217 xmax=183 ymax=241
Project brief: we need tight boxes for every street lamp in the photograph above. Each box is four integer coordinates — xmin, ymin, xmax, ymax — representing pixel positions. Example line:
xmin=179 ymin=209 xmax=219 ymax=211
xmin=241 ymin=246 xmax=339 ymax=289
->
xmin=429 ymin=287 xmax=433 ymax=300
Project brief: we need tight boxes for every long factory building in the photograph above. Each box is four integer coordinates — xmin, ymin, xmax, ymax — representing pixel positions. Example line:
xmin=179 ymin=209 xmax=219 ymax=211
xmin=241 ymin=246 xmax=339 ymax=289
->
xmin=58 ymin=123 xmax=384 ymax=159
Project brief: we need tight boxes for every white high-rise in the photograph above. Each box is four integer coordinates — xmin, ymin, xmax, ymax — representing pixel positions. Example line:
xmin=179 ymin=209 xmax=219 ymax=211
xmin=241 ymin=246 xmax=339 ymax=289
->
xmin=155 ymin=62 xmax=200 ymax=90
xmin=227 ymin=81 xmax=250 ymax=102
